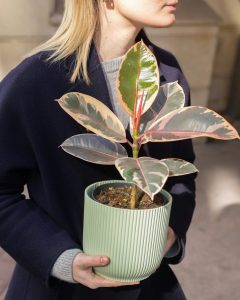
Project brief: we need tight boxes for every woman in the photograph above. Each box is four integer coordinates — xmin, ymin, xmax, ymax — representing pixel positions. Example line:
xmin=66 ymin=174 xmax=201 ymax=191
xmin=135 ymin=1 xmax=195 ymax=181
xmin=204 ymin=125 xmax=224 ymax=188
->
xmin=0 ymin=0 xmax=196 ymax=299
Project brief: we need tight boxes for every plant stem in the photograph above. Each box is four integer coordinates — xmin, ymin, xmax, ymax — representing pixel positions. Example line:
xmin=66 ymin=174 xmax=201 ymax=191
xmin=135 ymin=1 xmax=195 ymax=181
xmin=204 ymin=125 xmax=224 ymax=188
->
xmin=130 ymin=129 xmax=139 ymax=209
xmin=130 ymin=184 xmax=137 ymax=209
xmin=132 ymin=130 xmax=139 ymax=156
xmin=130 ymin=86 xmax=143 ymax=209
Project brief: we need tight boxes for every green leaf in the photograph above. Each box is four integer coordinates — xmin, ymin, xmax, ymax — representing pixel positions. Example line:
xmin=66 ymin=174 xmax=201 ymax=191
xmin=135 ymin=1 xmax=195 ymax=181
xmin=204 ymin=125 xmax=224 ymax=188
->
xmin=57 ymin=92 xmax=127 ymax=143
xmin=61 ymin=134 xmax=128 ymax=165
xmin=116 ymin=40 xmax=159 ymax=116
xmin=160 ymin=158 xmax=198 ymax=176
xmin=141 ymin=106 xmax=240 ymax=143
xmin=115 ymin=157 xmax=169 ymax=200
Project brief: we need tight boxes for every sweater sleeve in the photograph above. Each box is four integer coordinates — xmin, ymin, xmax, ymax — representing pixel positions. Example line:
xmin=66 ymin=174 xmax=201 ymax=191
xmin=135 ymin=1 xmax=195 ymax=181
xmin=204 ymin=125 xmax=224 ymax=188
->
xmin=51 ymin=248 xmax=83 ymax=283
xmin=0 ymin=60 xmax=80 ymax=286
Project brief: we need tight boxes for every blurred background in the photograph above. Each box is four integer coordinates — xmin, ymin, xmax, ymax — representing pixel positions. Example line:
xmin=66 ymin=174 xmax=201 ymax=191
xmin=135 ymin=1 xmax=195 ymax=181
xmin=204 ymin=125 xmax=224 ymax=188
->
xmin=0 ymin=0 xmax=239 ymax=299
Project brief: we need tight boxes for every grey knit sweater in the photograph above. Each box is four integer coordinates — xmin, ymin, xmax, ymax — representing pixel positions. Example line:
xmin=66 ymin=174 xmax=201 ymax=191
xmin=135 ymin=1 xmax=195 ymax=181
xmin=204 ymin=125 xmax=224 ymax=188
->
xmin=101 ymin=55 xmax=129 ymax=129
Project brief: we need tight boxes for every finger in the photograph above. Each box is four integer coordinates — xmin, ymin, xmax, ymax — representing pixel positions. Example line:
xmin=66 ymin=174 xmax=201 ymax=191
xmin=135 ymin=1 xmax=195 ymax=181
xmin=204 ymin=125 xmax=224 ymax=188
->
xmin=164 ymin=227 xmax=177 ymax=255
xmin=91 ymin=273 xmax=140 ymax=288
xmin=77 ymin=254 xmax=110 ymax=269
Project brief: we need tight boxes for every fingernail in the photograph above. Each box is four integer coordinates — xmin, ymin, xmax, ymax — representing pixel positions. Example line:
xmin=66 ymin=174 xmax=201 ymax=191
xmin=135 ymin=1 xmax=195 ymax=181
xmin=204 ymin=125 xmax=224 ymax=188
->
xmin=100 ymin=256 xmax=109 ymax=264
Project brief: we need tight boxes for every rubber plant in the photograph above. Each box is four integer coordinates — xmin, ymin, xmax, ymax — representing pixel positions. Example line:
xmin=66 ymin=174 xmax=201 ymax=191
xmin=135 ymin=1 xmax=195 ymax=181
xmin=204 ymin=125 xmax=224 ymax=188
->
xmin=57 ymin=40 xmax=240 ymax=208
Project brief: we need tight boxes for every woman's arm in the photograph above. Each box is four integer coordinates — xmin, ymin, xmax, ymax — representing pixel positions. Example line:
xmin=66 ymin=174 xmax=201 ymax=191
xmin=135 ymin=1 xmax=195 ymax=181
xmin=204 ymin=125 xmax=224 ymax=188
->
xmin=0 ymin=57 xmax=141 ymax=289
xmin=0 ymin=64 xmax=81 ymax=287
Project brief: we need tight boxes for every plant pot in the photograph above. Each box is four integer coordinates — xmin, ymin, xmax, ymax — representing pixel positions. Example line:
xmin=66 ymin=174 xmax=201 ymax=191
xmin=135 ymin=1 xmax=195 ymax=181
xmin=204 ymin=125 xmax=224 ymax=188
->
xmin=83 ymin=180 xmax=172 ymax=282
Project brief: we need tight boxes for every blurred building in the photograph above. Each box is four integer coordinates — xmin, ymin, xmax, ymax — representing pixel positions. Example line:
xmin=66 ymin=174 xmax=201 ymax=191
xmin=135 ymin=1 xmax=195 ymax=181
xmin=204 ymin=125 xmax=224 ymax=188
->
xmin=0 ymin=1 xmax=239 ymax=299
xmin=0 ymin=0 xmax=239 ymax=234
xmin=0 ymin=0 xmax=240 ymax=122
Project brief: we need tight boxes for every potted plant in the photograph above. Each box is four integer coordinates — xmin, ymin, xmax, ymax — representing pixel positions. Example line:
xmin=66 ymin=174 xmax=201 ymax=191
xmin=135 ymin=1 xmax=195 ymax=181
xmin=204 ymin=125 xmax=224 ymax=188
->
xmin=57 ymin=41 xmax=239 ymax=282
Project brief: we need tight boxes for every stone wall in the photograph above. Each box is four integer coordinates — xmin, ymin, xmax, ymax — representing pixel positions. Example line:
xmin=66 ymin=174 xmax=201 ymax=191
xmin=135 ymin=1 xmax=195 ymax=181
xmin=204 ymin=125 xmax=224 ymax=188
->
xmin=146 ymin=25 xmax=219 ymax=108
xmin=205 ymin=0 xmax=240 ymax=112
xmin=0 ymin=0 xmax=56 ymax=79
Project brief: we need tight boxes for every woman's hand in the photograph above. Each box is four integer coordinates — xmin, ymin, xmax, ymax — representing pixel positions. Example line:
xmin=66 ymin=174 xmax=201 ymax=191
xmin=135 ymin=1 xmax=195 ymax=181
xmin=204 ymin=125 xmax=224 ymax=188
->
xmin=73 ymin=227 xmax=176 ymax=289
xmin=164 ymin=226 xmax=177 ymax=255
xmin=72 ymin=252 xmax=140 ymax=289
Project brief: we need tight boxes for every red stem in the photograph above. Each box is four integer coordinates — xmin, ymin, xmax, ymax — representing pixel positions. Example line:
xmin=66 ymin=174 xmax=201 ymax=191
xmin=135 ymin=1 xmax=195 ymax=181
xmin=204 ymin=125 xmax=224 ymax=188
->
xmin=133 ymin=63 xmax=141 ymax=130
xmin=135 ymin=89 xmax=145 ymax=131
xmin=133 ymin=90 xmax=138 ymax=126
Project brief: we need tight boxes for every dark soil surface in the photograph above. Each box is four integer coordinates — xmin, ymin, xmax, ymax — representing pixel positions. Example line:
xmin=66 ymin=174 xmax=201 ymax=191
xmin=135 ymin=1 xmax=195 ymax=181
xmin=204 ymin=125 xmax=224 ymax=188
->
xmin=95 ymin=185 xmax=165 ymax=209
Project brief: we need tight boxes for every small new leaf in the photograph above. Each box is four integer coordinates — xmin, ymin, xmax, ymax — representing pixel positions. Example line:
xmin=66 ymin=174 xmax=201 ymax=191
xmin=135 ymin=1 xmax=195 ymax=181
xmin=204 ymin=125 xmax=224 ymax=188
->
xmin=160 ymin=158 xmax=198 ymax=176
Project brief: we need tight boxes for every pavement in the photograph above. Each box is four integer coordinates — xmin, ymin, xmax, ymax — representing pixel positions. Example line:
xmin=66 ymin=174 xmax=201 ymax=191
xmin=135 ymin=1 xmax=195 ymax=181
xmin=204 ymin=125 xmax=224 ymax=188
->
xmin=173 ymin=140 xmax=240 ymax=300
xmin=0 ymin=140 xmax=239 ymax=300
xmin=0 ymin=250 xmax=14 ymax=300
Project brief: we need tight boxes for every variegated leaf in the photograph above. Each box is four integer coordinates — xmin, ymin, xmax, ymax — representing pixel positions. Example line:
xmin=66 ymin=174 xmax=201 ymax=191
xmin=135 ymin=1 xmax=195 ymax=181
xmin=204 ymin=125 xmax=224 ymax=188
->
xmin=130 ymin=81 xmax=185 ymax=136
xmin=115 ymin=157 xmax=169 ymax=200
xmin=141 ymin=106 xmax=240 ymax=143
xmin=61 ymin=134 xmax=128 ymax=165
xmin=144 ymin=81 xmax=185 ymax=130
xmin=116 ymin=40 xmax=159 ymax=116
xmin=160 ymin=158 xmax=198 ymax=177
xmin=57 ymin=92 xmax=127 ymax=143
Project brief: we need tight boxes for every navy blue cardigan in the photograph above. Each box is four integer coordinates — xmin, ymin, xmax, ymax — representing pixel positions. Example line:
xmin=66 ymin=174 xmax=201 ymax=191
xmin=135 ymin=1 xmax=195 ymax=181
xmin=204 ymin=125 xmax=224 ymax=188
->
xmin=0 ymin=32 xmax=196 ymax=300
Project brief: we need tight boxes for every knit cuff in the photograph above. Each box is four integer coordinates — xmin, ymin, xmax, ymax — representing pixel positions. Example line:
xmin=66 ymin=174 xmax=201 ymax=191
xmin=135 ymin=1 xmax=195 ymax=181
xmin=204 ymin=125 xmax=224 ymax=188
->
xmin=51 ymin=248 xmax=83 ymax=283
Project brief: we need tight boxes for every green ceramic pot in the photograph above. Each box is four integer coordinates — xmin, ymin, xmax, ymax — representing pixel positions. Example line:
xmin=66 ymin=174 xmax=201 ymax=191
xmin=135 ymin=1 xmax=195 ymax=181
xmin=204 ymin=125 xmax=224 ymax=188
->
xmin=83 ymin=180 xmax=172 ymax=282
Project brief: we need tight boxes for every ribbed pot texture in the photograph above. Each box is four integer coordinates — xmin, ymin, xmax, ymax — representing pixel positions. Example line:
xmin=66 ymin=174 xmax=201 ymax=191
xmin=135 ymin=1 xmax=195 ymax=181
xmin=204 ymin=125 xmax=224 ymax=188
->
xmin=83 ymin=180 xmax=172 ymax=282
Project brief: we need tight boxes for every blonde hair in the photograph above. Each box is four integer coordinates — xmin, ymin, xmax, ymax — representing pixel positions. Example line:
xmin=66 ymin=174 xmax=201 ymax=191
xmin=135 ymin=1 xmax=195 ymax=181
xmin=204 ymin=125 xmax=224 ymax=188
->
xmin=32 ymin=0 xmax=100 ymax=84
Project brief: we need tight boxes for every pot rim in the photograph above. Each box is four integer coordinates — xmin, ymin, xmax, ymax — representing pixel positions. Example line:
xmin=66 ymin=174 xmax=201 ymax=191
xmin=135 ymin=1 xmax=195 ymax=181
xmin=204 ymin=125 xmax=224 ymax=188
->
xmin=85 ymin=180 xmax=172 ymax=211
